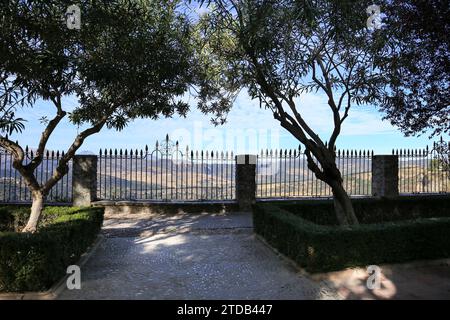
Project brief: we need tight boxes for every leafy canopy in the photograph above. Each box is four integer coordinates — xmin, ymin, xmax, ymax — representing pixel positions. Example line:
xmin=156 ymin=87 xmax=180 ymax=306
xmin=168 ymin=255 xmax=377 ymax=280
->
xmin=196 ymin=0 xmax=449 ymax=139
xmin=0 ymin=0 xmax=197 ymax=134
xmin=195 ymin=0 xmax=386 ymax=145
xmin=374 ymin=0 xmax=449 ymax=137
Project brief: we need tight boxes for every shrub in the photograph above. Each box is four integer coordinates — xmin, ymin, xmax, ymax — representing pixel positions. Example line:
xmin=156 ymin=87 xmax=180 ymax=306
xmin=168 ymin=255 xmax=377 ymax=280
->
xmin=0 ymin=206 xmax=104 ymax=292
xmin=253 ymin=200 xmax=450 ymax=273
xmin=0 ymin=206 xmax=86 ymax=232
xmin=271 ymin=195 xmax=450 ymax=225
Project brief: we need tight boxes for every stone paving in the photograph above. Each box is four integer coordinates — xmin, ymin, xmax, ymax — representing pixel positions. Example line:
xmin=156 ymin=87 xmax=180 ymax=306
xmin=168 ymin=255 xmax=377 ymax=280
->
xmin=59 ymin=211 xmax=450 ymax=300
xmin=58 ymin=212 xmax=339 ymax=300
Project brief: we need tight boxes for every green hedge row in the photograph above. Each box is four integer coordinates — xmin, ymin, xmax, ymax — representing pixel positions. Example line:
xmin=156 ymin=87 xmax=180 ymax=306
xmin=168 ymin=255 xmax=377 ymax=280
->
xmin=0 ymin=206 xmax=82 ymax=232
xmin=253 ymin=202 xmax=450 ymax=273
xmin=0 ymin=207 xmax=104 ymax=292
xmin=270 ymin=195 xmax=450 ymax=225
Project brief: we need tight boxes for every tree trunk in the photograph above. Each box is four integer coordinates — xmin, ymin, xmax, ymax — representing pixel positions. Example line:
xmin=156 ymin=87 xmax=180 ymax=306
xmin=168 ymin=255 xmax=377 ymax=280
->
xmin=22 ymin=191 xmax=44 ymax=233
xmin=330 ymin=179 xmax=359 ymax=226
xmin=304 ymin=146 xmax=359 ymax=226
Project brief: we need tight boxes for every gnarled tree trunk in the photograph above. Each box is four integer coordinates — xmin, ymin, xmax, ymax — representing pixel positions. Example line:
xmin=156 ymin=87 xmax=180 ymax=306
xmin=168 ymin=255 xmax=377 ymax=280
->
xmin=329 ymin=179 xmax=359 ymax=226
xmin=305 ymin=146 xmax=359 ymax=226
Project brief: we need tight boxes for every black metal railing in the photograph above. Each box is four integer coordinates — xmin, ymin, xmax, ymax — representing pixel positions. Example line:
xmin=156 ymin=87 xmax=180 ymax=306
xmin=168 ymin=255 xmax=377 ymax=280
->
xmin=1 ymin=137 xmax=448 ymax=204
xmin=393 ymin=139 xmax=450 ymax=194
xmin=256 ymin=147 xmax=373 ymax=198
xmin=97 ymin=137 xmax=235 ymax=201
xmin=0 ymin=147 xmax=72 ymax=203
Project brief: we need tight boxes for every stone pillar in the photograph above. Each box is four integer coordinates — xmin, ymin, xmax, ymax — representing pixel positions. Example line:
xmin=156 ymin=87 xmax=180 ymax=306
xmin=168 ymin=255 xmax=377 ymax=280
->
xmin=235 ymin=154 xmax=257 ymax=211
xmin=72 ymin=155 xmax=97 ymax=206
xmin=372 ymin=155 xmax=399 ymax=198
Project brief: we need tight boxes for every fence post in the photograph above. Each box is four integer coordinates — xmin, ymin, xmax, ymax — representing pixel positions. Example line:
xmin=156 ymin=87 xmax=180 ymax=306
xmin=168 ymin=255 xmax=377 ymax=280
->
xmin=72 ymin=155 xmax=97 ymax=206
xmin=372 ymin=155 xmax=399 ymax=198
xmin=235 ymin=154 xmax=257 ymax=211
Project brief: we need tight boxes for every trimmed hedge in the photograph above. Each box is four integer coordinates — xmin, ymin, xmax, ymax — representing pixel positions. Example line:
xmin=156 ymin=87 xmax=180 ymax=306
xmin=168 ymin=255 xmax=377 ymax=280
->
xmin=253 ymin=200 xmax=450 ymax=273
xmin=0 ymin=206 xmax=104 ymax=292
xmin=270 ymin=195 xmax=450 ymax=225
xmin=0 ymin=206 xmax=79 ymax=232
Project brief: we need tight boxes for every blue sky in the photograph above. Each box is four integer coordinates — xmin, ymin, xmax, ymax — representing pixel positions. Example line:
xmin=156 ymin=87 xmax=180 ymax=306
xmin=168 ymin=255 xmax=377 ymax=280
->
xmin=10 ymin=90 xmax=448 ymax=155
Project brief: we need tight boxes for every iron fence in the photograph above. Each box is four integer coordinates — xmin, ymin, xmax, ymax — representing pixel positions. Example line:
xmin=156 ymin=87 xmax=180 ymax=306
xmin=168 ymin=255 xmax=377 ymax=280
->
xmin=256 ymin=147 xmax=373 ymax=198
xmin=0 ymin=147 xmax=72 ymax=203
xmin=1 ymin=138 xmax=448 ymax=204
xmin=97 ymin=137 xmax=236 ymax=201
xmin=394 ymin=139 xmax=450 ymax=194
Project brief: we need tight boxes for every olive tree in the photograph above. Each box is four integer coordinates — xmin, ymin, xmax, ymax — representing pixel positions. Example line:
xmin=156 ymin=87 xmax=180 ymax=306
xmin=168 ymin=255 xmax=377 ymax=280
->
xmin=0 ymin=0 xmax=197 ymax=232
xmin=196 ymin=0 xmax=388 ymax=225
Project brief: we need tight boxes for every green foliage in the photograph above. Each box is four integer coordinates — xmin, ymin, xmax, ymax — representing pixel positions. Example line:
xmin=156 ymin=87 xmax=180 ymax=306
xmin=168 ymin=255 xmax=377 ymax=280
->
xmin=0 ymin=105 xmax=26 ymax=135
xmin=198 ymin=0 xmax=449 ymax=137
xmin=196 ymin=0 xmax=385 ymax=121
xmin=0 ymin=1 xmax=205 ymax=231
xmin=375 ymin=0 xmax=449 ymax=137
xmin=275 ymin=195 xmax=450 ymax=225
xmin=0 ymin=206 xmax=60 ymax=232
xmin=195 ymin=1 xmax=393 ymax=226
xmin=0 ymin=206 xmax=103 ymax=292
xmin=253 ymin=198 xmax=450 ymax=273
xmin=0 ymin=0 xmax=197 ymax=131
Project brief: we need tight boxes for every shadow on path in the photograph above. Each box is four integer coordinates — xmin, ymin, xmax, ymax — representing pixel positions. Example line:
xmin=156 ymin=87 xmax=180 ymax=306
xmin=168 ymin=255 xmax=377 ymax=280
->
xmin=58 ymin=212 xmax=339 ymax=300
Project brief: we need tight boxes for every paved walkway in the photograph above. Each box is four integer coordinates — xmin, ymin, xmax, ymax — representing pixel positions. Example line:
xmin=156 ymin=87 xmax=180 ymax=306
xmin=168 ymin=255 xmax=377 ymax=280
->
xmin=59 ymin=212 xmax=339 ymax=300
xmin=59 ymin=212 xmax=450 ymax=300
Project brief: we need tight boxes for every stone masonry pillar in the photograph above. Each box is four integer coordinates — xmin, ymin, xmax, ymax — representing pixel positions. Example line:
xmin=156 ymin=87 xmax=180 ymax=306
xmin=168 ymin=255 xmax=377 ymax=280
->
xmin=72 ymin=155 xmax=97 ymax=206
xmin=235 ymin=154 xmax=257 ymax=211
xmin=372 ymin=155 xmax=399 ymax=198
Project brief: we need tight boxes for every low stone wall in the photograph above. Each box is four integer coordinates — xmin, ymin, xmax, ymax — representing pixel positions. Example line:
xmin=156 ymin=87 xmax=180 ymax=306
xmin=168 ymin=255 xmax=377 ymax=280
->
xmin=93 ymin=200 xmax=239 ymax=218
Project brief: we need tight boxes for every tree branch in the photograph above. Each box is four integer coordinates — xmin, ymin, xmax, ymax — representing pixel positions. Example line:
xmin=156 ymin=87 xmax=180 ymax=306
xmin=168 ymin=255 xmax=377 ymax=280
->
xmin=315 ymin=56 xmax=344 ymax=151
xmin=0 ymin=135 xmax=24 ymax=162
xmin=281 ymin=92 xmax=325 ymax=147
xmin=41 ymin=116 xmax=109 ymax=193
xmin=26 ymin=95 xmax=66 ymax=171
xmin=0 ymin=135 xmax=41 ymax=191
xmin=305 ymin=148 xmax=327 ymax=181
